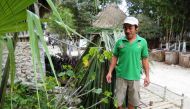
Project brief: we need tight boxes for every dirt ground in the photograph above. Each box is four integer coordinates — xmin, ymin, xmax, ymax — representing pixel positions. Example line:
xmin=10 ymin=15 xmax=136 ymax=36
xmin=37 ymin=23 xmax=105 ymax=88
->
xmin=148 ymin=61 xmax=190 ymax=109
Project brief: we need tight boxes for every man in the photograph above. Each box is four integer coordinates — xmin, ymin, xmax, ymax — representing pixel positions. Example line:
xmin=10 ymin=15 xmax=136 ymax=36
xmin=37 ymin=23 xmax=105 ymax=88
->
xmin=106 ymin=16 xmax=150 ymax=109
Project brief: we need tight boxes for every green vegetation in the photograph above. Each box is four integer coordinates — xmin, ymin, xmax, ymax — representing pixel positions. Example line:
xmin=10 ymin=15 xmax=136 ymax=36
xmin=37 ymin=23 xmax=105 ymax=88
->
xmin=126 ymin=0 xmax=190 ymax=42
xmin=1 ymin=0 xmax=190 ymax=109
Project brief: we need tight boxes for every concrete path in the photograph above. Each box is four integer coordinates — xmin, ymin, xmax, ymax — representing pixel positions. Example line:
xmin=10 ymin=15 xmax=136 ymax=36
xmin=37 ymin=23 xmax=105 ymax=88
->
xmin=148 ymin=61 xmax=190 ymax=109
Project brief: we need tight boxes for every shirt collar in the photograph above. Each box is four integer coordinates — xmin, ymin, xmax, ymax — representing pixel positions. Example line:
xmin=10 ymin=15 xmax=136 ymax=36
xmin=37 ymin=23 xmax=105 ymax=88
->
xmin=121 ymin=34 xmax=141 ymax=41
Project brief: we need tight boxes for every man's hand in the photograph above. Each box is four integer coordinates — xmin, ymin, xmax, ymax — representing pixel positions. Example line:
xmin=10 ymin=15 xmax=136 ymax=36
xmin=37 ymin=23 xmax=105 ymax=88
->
xmin=106 ymin=72 xmax=112 ymax=83
xmin=142 ymin=58 xmax=150 ymax=87
xmin=144 ymin=77 xmax=150 ymax=87
xmin=106 ymin=56 xmax=117 ymax=83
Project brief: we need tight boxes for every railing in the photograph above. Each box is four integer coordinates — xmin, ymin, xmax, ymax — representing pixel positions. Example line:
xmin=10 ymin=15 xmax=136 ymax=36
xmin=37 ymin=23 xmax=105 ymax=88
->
xmin=140 ymin=82 xmax=185 ymax=109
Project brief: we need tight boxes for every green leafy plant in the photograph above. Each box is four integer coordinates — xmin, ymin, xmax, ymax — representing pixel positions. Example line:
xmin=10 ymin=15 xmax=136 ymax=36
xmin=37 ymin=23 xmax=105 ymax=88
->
xmin=47 ymin=6 xmax=76 ymax=35
xmin=4 ymin=82 xmax=56 ymax=109
xmin=46 ymin=76 xmax=60 ymax=91
xmin=74 ymin=34 xmax=117 ymax=109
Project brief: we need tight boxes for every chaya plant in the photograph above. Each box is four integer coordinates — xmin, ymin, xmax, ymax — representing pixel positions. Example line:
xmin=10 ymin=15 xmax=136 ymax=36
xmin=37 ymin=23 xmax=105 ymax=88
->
xmin=74 ymin=32 xmax=120 ymax=109
xmin=51 ymin=62 xmax=118 ymax=109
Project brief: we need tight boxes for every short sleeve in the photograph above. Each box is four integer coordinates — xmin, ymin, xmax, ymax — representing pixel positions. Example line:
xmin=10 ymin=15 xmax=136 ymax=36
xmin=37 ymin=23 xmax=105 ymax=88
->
xmin=112 ymin=41 xmax=119 ymax=57
xmin=141 ymin=40 xmax=149 ymax=58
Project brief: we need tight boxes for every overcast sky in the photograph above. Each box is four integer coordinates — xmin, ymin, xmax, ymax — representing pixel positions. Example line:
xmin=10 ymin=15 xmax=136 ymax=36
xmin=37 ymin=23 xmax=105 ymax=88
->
xmin=118 ymin=0 xmax=129 ymax=15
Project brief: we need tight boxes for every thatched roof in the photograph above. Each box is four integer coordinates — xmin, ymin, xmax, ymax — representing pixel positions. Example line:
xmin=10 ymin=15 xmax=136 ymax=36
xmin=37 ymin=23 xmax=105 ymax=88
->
xmin=92 ymin=4 xmax=126 ymax=29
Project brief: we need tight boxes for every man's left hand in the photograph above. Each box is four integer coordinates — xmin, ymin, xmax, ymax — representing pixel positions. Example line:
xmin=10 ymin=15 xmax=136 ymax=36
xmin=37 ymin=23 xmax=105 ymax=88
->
xmin=144 ymin=77 xmax=150 ymax=87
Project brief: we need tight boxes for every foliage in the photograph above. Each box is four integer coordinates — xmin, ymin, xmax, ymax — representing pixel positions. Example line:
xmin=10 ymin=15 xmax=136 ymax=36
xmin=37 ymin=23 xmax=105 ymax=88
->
xmin=82 ymin=47 xmax=112 ymax=68
xmin=0 ymin=0 xmax=36 ymax=35
xmin=0 ymin=1 xmax=38 ymax=106
xmin=71 ymin=30 xmax=124 ymax=109
xmin=136 ymin=14 xmax=161 ymax=39
xmin=45 ymin=54 xmax=78 ymax=76
xmin=47 ymin=6 xmax=76 ymax=36
xmin=51 ymin=0 xmax=123 ymax=34
xmin=0 ymin=35 xmax=18 ymax=108
xmin=4 ymin=82 xmax=56 ymax=109
xmin=126 ymin=0 xmax=190 ymax=41
xmin=0 ymin=0 xmax=60 ymax=108
xmin=74 ymin=33 xmax=117 ymax=109
xmin=27 ymin=10 xmax=60 ymax=109
xmin=46 ymin=76 xmax=60 ymax=90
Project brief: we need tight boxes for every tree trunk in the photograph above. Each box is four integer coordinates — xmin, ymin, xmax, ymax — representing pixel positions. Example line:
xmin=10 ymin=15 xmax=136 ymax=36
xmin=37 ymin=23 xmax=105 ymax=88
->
xmin=166 ymin=42 xmax=169 ymax=50
xmin=174 ymin=43 xmax=177 ymax=50
xmin=178 ymin=41 xmax=181 ymax=52
xmin=182 ymin=41 xmax=186 ymax=53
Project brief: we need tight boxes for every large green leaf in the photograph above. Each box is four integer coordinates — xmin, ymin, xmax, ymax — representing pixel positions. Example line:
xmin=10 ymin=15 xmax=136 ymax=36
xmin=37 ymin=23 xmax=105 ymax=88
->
xmin=0 ymin=23 xmax=27 ymax=34
xmin=0 ymin=10 xmax=26 ymax=27
xmin=27 ymin=10 xmax=61 ymax=108
xmin=6 ymin=36 xmax=16 ymax=109
xmin=0 ymin=0 xmax=36 ymax=34
xmin=0 ymin=35 xmax=17 ymax=109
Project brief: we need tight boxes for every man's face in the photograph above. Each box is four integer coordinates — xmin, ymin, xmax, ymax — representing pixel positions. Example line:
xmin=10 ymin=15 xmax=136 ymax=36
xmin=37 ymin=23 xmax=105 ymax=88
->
xmin=123 ymin=24 xmax=137 ymax=39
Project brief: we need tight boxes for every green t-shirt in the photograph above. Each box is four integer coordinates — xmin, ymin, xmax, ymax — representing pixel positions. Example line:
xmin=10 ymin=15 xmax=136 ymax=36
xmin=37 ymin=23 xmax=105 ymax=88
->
xmin=113 ymin=35 xmax=149 ymax=80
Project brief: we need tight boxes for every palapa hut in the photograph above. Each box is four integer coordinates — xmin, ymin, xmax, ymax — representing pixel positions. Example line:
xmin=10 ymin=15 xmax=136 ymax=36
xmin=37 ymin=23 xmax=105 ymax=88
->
xmin=93 ymin=4 xmax=126 ymax=29
xmin=92 ymin=4 xmax=127 ymax=50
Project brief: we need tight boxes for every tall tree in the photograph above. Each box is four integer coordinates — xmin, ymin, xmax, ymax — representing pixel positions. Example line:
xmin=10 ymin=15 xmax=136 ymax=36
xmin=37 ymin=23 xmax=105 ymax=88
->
xmin=126 ymin=0 xmax=190 ymax=49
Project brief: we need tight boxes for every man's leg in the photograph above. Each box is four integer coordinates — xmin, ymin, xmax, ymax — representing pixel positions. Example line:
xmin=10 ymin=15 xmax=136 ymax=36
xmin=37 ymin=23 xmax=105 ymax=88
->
xmin=125 ymin=88 xmax=128 ymax=107
xmin=128 ymin=80 xmax=140 ymax=109
xmin=115 ymin=78 xmax=128 ymax=109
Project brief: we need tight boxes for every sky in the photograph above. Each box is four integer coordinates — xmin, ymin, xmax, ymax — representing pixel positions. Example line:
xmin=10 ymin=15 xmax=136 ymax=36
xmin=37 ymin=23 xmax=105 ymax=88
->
xmin=118 ymin=0 xmax=129 ymax=15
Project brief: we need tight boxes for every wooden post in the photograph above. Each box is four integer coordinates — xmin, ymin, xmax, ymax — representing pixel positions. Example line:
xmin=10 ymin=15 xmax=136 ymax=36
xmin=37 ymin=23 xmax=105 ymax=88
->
xmin=163 ymin=86 xmax=167 ymax=101
xmin=149 ymin=101 xmax=153 ymax=109
xmin=180 ymin=94 xmax=184 ymax=109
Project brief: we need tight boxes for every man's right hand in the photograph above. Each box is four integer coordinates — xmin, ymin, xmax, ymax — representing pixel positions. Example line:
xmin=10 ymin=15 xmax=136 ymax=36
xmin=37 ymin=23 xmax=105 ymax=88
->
xmin=106 ymin=72 xmax=112 ymax=83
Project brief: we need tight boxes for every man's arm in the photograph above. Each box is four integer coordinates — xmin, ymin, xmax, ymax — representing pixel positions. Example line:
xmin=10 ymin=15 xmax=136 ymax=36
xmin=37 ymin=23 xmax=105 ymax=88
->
xmin=106 ymin=56 xmax=118 ymax=83
xmin=142 ymin=58 xmax=150 ymax=87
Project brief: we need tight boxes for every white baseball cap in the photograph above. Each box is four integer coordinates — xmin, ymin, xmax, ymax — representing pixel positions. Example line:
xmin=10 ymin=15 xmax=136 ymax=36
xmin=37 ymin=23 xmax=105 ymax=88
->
xmin=123 ymin=16 xmax=139 ymax=26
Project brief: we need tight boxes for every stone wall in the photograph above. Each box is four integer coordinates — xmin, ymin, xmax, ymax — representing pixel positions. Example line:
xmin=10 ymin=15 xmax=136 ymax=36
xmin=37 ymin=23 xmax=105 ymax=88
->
xmin=2 ymin=41 xmax=45 ymax=85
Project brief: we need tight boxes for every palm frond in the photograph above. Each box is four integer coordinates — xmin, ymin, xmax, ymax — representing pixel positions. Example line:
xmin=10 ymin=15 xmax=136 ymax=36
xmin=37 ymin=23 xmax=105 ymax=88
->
xmin=46 ymin=0 xmax=97 ymax=46
xmin=0 ymin=0 xmax=36 ymax=34
xmin=6 ymin=36 xmax=16 ymax=109
xmin=0 ymin=35 xmax=17 ymax=109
